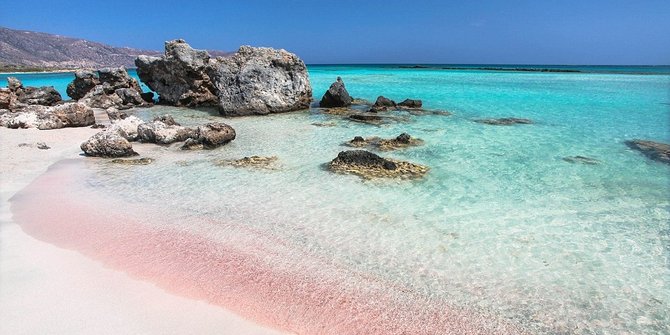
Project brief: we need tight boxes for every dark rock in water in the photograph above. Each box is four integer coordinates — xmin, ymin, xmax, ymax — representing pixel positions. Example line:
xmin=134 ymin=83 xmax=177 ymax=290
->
xmin=210 ymin=45 xmax=312 ymax=116
xmin=349 ymin=113 xmax=383 ymax=124
xmin=140 ymin=92 xmax=154 ymax=103
xmin=374 ymin=96 xmax=396 ymax=108
xmin=215 ymin=156 xmax=279 ymax=169
xmin=153 ymin=114 xmax=179 ymax=126
xmin=328 ymin=150 xmax=429 ymax=179
xmin=332 ymin=150 xmax=397 ymax=170
xmin=195 ymin=122 xmax=236 ymax=148
xmin=397 ymin=99 xmax=422 ymax=108
xmin=106 ymin=108 xmax=128 ymax=121
xmin=562 ymin=156 xmax=600 ymax=165
xmin=136 ymin=39 xmax=219 ymax=107
xmin=475 ymin=118 xmax=533 ymax=125
xmin=625 ymin=139 xmax=670 ymax=165
xmin=396 ymin=132 xmax=411 ymax=144
xmin=80 ymin=130 xmax=138 ymax=157
xmin=351 ymin=136 xmax=365 ymax=143
xmin=110 ymin=157 xmax=154 ymax=165
xmin=320 ymin=77 xmax=352 ymax=108
xmin=67 ymin=70 xmax=100 ymax=100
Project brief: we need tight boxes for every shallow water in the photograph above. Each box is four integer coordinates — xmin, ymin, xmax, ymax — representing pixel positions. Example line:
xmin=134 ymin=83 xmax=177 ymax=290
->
xmin=10 ymin=66 xmax=670 ymax=334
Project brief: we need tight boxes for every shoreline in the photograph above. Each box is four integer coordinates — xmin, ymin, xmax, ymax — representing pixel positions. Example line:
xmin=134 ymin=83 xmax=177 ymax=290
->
xmin=0 ymin=127 xmax=287 ymax=335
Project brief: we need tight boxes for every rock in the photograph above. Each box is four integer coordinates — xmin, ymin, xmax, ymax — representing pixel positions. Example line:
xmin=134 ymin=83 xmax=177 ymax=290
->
xmin=16 ymin=85 xmax=62 ymax=106
xmin=320 ymin=77 xmax=352 ymax=107
xmin=397 ymin=99 xmax=422 ymax=108
xmin=215 ymin=156 xmax=279 ymax=169
xmin=91 ymin=124 xmax=106 ymax=129
xmin=80 ymin=85 xmax=124 ymax=109
xmin=135 ymin=39 xmax=218 ymax=106
xmin=562 ymin=156 xmax=600 ymax=165
xmin=108 ymin=115 xmax=145 ymax=141
xmin=374 ymin=96 xmax=396 ymax=107
xmin=348 ymin=113 xmax=384 ymax=125
xmin=351 ymin=136 xmax=365 ymax=143
xmin=106 ymin=107 xmax=128 ymax=120
xmin=80 ymin=130 xmax=138 ymax=157
xmin=49 ymin=102 xmax=95 ymax=127
xmin=345 ymin=133 xmax=424 ymax=151
xmin=137 ymin=119 xmax=195 ymax=144
xmin=98 ymin=67 xmax=142 ymax=94
xmin=7 ymin=77 xmax=22 ymax=91
xmin=396 ymin=132 xmax=411 ymax=144
xmin=37 ymin=142 xmax=50 ymax=150
xmin=110 ymin=157 xmax=154 ymax=165
xmin=625 ymin=139 xmax=670 ymax=165
xmin=0 ymin=88 xmax=12 ymax=109
xmin=66 ymin=70 xmax=100 ymax=100
xmin=210 ymin=45 xmax=312 ymax=116
xmin=115 ymin=88 xmax=144 ymax=105
xmin=474 ymin=118 xmax=533 ymax=125
xmin=328 ymin=150 xmax=429 ymax=179
xmin=153 ymin=114 xmax=179 ymax=126
xmin=195 ymin=122 xmax=236 ymax=148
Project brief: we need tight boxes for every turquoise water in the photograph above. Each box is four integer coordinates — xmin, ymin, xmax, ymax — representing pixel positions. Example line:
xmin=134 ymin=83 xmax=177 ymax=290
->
xmin=9 ymin=66 xmax=670 ymax=333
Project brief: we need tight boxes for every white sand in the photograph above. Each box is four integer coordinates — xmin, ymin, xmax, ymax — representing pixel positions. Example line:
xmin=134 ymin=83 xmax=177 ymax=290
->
xmin=0 ymin=127 xmax=286 ymax=335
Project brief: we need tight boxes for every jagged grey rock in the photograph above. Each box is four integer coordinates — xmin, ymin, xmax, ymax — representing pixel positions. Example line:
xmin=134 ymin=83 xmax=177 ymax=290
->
xmin=135 ymin=39 xmax=312 ymax=116
xmin=320 ymin=77 xmax=352 ymax=108
xmin=137 ymin=119 xmax=195 ymax=144
xmin=67 ymin=70 xmax=100 ymax=100
xmin=80 ymin=130 xmax=138 ymax=157
xmin=67 ymin=67 xmax=148 ymax=109
xmin=5 ymin=77 xmax=62 ymax=107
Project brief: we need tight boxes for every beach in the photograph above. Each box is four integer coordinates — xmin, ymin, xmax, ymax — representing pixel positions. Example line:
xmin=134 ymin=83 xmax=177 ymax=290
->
xmin=0 ymin=127 xmax=287 ymax=335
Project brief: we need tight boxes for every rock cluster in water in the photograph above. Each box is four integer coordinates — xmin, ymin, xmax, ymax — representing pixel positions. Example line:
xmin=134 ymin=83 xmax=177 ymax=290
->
xmin=80 ymin=113 xmax=236 ymax=157
xmin=135 ymin=39 xmax=312 ymax=116
xmin=328 ymin=150 xmax=428 ymax=179
xmin=625 ymin=139 xmax=670 ymax=165
xmin=475 ymin=117 xmax=533 ymax=125
xmin=66 ymin=67 xmax=152 ymax=109
xmin=215 ymin=156 xmax=280 ymax=169
xmin=346 ymin=133 xmax=424 ymax=151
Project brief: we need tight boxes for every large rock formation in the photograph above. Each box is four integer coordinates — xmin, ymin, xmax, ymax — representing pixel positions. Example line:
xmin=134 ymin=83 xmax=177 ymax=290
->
xmin=66 ymin=67 xmax=149 ymax=109
xmin=135 ymin=39 xmax=312 ymax=116
xmin=320 ymin=77 xmax=352 ymax=107
xmin=80 ymin=130 xmax=138 ymax=157
xmin=2 ymin=77 xmax=62 ymax=110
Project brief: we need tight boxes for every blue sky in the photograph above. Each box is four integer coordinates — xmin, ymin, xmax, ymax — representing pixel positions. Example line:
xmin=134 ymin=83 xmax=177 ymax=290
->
xmin=2 ymin=0 xmax=669 ymax=64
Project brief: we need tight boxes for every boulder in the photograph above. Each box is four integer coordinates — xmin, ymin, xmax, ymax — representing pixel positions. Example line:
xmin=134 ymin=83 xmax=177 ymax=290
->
xmin=369 ymin=96 xmax=396 ymax=112
xmin=135 ymin=40 xmax=312 ymax=116
xmin=81 ymin=130 xmax=138 ymax=157
xmin=0 ymin=88 xmax=12 ymax=109
xmin=474 ymin=118 xmax=533 ymax=125
xmin=194 ymin=122 xmax=236 ymax=148
xmin=153 ymin=114 xmax=179 ymax=126
xmin=209 ymin=45 xmax=312 ymax=116
xmin=115 ymin=88 xmax=144 ymax=106
xmin=49 ymin=102 xmax=95 ymax=127
xmin=625 ymin=139 xmax=670 ymax=165
xmin=332 ymin=150 xmax=397 ymax=170
xmin=397 ymin=99 xmax=422 ymax=108
xmin=17 ymin=86 xmax=63 ymax=106
xmin=98 ymin=67 xmax=142 ymax=94
xmin=107 ymin=115 xmax=145 ymax=141
xmin=328 ymin=150 xmax=429 ymax=179
xmin=135 ymin=39 xmax=218 ymax=106
xmin=320 ymin=77 xmax=352 ymax=107
xmin=137 ymin=119 xmax=195 ymax=144
xmin=66 ymin=70 xmax=100 ymax=100
xmin=79 ymin=85 xmax=124 ymax=109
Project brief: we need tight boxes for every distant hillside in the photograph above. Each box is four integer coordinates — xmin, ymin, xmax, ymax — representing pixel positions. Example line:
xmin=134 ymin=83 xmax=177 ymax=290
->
xmin=0 ymin=27 xmax=232 ymax=71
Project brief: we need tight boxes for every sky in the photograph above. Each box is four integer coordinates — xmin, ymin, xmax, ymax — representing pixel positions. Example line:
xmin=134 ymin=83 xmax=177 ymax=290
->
xmin=2 ymin=0 xmax=669 ymax=65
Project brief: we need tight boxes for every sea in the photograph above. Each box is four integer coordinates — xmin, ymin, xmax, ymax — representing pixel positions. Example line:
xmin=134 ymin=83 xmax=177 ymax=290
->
xmin=5 ymin=65 xmax=670 ymax=334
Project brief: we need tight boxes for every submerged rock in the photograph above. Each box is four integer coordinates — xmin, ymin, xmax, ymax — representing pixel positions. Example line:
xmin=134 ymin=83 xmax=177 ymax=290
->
xmin=110 ymin=157 xmax=154 ymax=165
xmin=80 ymin=130 xmax=138 ymax=157
xmin=562 ymin=156 xmax=600 ymax=165
xmin=346 ymin=133 xmax=424 ymax=151
xmin=136 ymin=39 xmax=312 ymax=116
xmin=328 ymin=150 xmax=428 ymax=179
xmin=348 ymin=113 xmax=384 ymax=125
xmin=215 ymin=156 xmax=279 ymax=169
xmin=474 ymin=118 xmax=533 ymax=125
xmin=625 ymin=139 xmax=670 ymax=165
xmin=320 ymin=77 xmax=352 ymax=108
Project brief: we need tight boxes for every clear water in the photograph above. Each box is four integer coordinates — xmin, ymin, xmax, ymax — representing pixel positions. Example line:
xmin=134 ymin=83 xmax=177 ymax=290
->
xmin=10 ymin=66 xmax=670 ymax=334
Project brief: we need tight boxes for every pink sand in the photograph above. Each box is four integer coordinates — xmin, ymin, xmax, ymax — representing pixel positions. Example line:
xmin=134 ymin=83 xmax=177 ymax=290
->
xmin=10 ymin=158 xmax=525 ymax=334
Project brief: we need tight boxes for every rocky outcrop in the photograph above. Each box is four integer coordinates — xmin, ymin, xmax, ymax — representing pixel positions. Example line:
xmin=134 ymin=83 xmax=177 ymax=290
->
xmin=67 ymin=67 xmax=149 ymax=109
xmin=0 ymin=102 xmax=94 ymax=129
xmin=625 ymin=139 xmax=670 ymax=165
xmin=80 ymin=130 xmax=138 ymax=157
xmin=107 ymin=115 xmax=145 ymax=141
xmin=135 ymin=39 xmax=218 ymax=106
xmin=193 ymin=122 xmax=236 ymax=148
xmin=328 ymin=150 xmax=429 ymax=179
xmin=398 ymin=99 xmax=422 ymax=108
xmin=135 ymin=39 xmax=312 ymax=116
xmin=2 ymin=77 xmax=62 ymax=110
xmin=320 ymin=77 xmax=352 ymax=107
xmin=369 ymin=96 xmax=396 ymax=112
xmin=474 ymin=118 xmax=533 ymax=125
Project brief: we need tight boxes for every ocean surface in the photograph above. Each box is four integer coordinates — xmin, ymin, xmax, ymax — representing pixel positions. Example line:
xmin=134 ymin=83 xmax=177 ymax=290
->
xmin=7 ymin=65 xmax=670 ymax=334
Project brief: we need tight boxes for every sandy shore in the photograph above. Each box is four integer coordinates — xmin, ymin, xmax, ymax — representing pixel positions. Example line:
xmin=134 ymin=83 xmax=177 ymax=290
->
xmin=0 ymin=127 xmax=286 ymax=335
